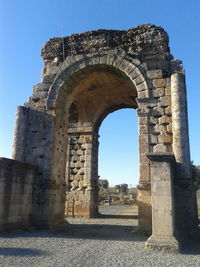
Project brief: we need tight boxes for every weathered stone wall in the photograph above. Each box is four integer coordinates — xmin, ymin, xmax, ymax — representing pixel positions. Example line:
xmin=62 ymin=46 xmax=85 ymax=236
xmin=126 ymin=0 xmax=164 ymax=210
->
xmin=11 ymin=106 xmax=65 ymax=227
xmin=65 ymin=121 xmax=99 ymax=217
xmin=12 ymin=106 xmax=53 ymax=177
xmin=0 ymin=158 xmax=37 ymax=231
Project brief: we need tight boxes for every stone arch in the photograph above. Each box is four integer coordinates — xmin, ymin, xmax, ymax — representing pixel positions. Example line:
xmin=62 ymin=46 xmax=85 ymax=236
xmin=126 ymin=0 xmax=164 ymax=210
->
xmin=46 ymin=51 xmax=149 ymax=111
xmin=46 ymin=56 xmax=154 ymax=230
xmin=10 ymin=25 xmax=198 ymax=252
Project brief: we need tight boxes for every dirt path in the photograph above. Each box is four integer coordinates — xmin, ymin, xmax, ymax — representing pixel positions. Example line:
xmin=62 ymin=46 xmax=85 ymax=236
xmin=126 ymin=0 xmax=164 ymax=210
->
xmin=65 ymin=204 xmax=142 ymax=241
xmin=67 ymin=204 xmax=138 ymax=225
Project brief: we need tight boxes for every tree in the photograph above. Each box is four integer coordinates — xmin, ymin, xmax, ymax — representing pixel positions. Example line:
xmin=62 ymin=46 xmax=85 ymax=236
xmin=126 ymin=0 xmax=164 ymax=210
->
xmin=98 ymin=179 xmax=109 ymax=189
xmin=115 ymin=184 xmax=128 ymax=193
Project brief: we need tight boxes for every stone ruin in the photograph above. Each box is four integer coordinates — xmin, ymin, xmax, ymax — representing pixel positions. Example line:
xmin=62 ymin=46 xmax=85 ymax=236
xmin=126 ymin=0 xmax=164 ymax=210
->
xmin=0 ymin=24 xmax=199 ymax=252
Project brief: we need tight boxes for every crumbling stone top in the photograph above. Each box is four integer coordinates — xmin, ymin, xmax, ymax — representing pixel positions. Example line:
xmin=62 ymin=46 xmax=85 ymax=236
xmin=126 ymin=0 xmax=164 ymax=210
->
xmin=41 ymin=24 xmax=170 ymax=60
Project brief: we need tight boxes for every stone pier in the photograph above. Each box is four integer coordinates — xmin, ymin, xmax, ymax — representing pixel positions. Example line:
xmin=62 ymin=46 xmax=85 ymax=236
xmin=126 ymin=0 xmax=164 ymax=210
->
xmin=145 ymin=153 xmax=179 ymax=252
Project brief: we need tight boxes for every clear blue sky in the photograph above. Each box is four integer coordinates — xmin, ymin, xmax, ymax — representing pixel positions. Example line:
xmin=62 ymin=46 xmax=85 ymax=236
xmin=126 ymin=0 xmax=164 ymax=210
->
xmin=0 ymin=0 xmax=200 ymax=186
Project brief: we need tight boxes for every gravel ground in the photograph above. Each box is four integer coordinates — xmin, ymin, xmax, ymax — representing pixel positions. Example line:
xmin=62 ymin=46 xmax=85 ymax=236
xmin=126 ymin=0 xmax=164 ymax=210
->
xmin=0 ymin=205 xmax=200 ymax=267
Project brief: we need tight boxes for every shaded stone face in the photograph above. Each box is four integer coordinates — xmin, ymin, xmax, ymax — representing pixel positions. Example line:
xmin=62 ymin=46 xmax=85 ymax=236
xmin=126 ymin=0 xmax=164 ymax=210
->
xmin=8 ymin=24 xmax=198 ymax=251
xmin=0 ymin=158 xmax=37 ymax=232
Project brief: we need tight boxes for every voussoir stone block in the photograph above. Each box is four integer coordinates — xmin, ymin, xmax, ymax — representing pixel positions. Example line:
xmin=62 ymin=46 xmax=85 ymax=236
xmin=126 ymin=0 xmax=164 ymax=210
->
xmin=138 ymin=90 xmax=148 ymax=98
xmin=136 ymin=81 xmax=148 ymax=92
xmin=124 ymin=63 xmax=136 ymax=75
xmin=134 ymin=74 xmax=145 ymax=85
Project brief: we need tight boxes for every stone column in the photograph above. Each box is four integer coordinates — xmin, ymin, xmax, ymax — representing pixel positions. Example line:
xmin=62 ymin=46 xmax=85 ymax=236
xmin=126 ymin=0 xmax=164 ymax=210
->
xmin=145 ymin=152 xmax=179 ymax=252
xmin=171 ymin=72 xmax=191 ymax=180
xmin=171 ymin=72 xmax=198 ymax=238
xmin=89 ymin=132 xmax=99 ymax=215
xmin=12 ymin=106 xmax=28 ymax=161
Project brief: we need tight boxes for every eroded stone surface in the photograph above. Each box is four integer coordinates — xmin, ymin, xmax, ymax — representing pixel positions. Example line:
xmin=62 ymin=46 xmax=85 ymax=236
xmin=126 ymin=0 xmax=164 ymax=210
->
xmin=41 ymin=24 xmax=170 ymax=60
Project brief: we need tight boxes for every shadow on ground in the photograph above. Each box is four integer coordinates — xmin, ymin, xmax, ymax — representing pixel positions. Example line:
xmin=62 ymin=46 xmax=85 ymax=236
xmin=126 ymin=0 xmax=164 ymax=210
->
xmin=98 ymin=214 xmax=138 ymax=219
xmin=0 ymin=224 xmax=147 ymax=242
xmin=181 ymin=241 xmax=200 ymax=255
xmin=0 ymin=247 xmax=47 ymax=257
xmin=55 ymin=224 xmax=148 ymax=242
xmin=1 ymin=227 xmax=200 ymax=255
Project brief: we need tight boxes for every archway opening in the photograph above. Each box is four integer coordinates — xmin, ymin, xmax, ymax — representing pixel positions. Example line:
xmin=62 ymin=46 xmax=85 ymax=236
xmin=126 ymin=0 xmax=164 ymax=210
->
xmin=64 ymin=65 xmax=139 ymax=219
xmin=98 ymin=108 xmax=139 ymax=221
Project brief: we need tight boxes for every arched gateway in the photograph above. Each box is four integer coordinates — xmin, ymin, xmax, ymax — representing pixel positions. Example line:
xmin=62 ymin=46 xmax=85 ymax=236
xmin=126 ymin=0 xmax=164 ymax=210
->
xmin=8 ymin=24 xmax=198 ymax=251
